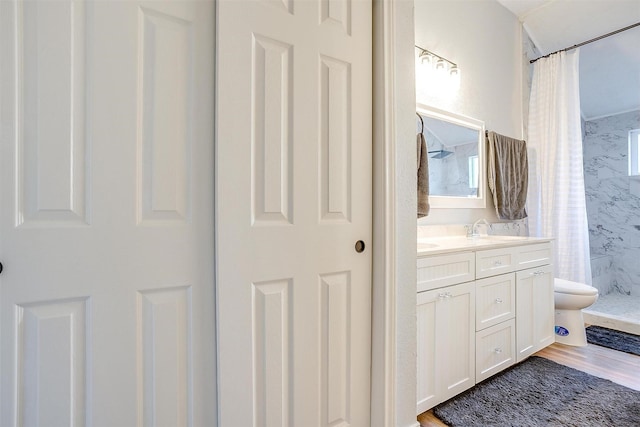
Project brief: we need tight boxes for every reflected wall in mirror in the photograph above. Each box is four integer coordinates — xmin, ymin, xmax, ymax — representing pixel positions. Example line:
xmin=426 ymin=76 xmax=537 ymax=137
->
xmin=417 ymin=104 xmax=486 ymax=208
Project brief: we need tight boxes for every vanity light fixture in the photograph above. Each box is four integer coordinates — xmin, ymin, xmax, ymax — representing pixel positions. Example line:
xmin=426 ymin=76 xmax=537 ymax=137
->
xmin=415 ymin=44 xmax=459 ymax=75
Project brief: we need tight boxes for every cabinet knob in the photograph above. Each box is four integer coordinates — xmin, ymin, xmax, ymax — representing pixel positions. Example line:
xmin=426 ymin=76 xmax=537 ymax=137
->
xmin=495 ymin=298 xmax=503 ymax=304
xmin=494 ymin=347 xmax=503 ymax=354
xmin=493 ymin=260 xmax=503 ymax=266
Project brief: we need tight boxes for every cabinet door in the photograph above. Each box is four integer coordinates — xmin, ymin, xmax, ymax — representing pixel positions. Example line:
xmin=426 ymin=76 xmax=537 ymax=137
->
xmin=416 ymin=282 xmax=475 ymax=414
xmin=438 ymin=282 xmax=476 ymax=403
xmin=416 ymin=290 xmax=439 ymax=414
xmin=516 ymin=265 xmax=554 ymax=361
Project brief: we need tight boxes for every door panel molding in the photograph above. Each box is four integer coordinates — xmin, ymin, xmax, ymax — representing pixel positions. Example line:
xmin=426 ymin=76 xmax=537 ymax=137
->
xmin=16 ymin=297 xmax=89 ymax=427
xmin=137 ymin=286 xmax=192 ymax=427
xmin=17 ymin=0 xmax=89 ymax=227
xmin=250 ymin=34 xmax=294 ymax=226
xmin=137 ymin=7 xmax=193 ymax=225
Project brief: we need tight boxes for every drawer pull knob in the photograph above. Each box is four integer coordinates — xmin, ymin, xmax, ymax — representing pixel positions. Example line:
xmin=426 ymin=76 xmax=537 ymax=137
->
xmin=531 ymin=270 xmax=544 ymax=276
xmin=495 ymin=298 xmax=503 ymax=304
xmin=493 ymin=260 xmax=503 ymax=266
xmin=494 ymin=348 xmax=503 ymax=354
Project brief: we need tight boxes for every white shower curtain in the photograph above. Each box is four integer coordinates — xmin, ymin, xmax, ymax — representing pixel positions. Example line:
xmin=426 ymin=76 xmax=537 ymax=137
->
xmin=528 ymin=49 xmax=592 ymax=284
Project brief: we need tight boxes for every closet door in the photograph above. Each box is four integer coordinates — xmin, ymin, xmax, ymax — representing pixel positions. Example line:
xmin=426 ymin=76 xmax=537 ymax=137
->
xmin=0 ymin=1 xmax=215 ymax=425
xmin=216 ymin=1 xmax=373 ymax=425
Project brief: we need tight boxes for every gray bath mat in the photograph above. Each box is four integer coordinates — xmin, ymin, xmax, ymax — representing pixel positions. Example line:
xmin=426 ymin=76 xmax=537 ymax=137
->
xmin=586 ymin=325 xmax=640 ymax=356
xmin=433 ymin=356 xmax=640 ymax=426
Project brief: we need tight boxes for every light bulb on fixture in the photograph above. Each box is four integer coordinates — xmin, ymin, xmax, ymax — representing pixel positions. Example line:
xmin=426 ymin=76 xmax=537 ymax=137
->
xmin=419 ymin=51 xmax=433 ymax=65
xmin=449 ymin=65 xmax=460 ymax=77
xmin=435 ymin=58 xmax=446 ymax=71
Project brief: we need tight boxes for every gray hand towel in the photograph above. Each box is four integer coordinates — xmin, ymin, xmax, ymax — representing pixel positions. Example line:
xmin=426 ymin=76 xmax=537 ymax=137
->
xmin=487 ymin=131 xmax=528 ymax=220
xmin=417 ymin=132 xmax=430 ymax=218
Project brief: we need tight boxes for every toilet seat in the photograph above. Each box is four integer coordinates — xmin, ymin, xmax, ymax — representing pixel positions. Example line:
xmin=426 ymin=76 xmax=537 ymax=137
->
xmin=554 ymin=278 xmax=598 ymax=296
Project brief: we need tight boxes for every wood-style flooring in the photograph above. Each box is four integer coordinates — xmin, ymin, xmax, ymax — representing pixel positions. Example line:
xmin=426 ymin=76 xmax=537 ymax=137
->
xmin=417 ymin=342 xmax=640 ymax=427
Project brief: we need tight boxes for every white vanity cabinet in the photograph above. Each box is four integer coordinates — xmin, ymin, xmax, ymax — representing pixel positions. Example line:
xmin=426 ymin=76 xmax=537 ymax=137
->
xmin=416 ymin=238 xmax=553 ymax=415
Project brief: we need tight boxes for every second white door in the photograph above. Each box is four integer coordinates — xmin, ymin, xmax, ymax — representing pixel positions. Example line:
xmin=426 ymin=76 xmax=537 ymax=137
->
xmin=216 ymin=0 xmax=373 ymax=425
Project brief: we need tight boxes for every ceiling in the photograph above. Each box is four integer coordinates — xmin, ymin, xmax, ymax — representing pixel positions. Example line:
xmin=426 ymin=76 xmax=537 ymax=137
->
xmin=497 ymin=0 xmax=640 ymax=120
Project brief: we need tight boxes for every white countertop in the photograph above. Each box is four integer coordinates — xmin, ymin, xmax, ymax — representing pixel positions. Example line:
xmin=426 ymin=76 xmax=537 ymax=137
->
xmin=417 ymin=235 xmax=553 ymax=256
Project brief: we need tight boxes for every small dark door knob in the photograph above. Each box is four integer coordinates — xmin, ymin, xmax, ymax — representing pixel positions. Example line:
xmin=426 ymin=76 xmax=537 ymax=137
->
xmin=0 ymin=262 xmax=3 ymax=275
xmin=355 ymin=240 xmax=365 ymax=253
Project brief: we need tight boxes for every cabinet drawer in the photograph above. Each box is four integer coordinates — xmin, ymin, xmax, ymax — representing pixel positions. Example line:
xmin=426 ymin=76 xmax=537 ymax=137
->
xmin=517 ymin=242 xmax=552 ymax=270
xmin=475 ymin=247 xmax=517 ymax=279
xmin=476 ymin=274 xmax=516 ymax=331
xmin=476 ymin=319 xmax=516 ymax=382
xmin=417 ymin=252 xmax=475 ymax=292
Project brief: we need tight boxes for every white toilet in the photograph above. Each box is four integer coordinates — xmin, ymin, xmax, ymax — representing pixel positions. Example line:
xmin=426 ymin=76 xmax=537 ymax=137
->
xmin=553 ymin=278 xmax=599 ymax=346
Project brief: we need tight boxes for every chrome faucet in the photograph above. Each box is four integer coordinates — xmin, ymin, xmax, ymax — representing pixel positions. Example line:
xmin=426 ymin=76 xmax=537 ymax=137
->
xmin=469 ymin=218 xmax=490 ymax=237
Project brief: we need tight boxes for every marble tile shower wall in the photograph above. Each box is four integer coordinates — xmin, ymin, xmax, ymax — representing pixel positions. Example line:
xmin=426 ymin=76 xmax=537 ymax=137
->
xmin=590 ymin=255 xmax=615 ymax=295
xmin=583 ymin=110 xmax=640 ymax=295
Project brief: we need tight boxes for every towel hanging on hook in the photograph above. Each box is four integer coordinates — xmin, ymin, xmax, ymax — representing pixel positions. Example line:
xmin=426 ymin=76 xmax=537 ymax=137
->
xmin=486 ymin=130 xmax=528 ymax=220
xmin=416 ymin=112 xmax=429 ymax=217
xmin=416 ymin=112 xmax=453 ymax=158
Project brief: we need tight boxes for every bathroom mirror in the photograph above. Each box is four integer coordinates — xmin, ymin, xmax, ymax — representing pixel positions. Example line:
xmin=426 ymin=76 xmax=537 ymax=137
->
xmin=417 ymin=103 xmax=486 ymax=208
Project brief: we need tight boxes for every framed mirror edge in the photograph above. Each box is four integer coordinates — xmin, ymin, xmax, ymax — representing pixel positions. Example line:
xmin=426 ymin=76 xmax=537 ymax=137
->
xmin=416 ymin=103 xmax=486 ymax=209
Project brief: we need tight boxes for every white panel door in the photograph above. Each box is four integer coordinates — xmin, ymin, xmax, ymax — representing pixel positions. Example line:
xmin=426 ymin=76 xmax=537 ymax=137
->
xmin=216 ymin=0 xmax=372 ymax=426
xmin=0 ymin=1 xmax=215 ymax=426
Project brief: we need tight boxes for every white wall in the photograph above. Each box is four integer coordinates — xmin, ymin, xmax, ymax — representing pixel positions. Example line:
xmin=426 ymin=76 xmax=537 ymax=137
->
xmin=414 ymin=0 xmax=524 ymax=225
